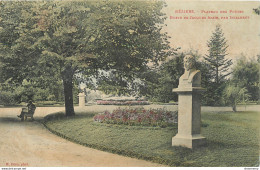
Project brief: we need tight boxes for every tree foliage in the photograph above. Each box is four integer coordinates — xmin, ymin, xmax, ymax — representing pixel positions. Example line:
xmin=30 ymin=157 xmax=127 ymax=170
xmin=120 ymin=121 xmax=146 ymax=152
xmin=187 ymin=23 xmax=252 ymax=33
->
xmin=231 ymin=55 xmax=259 ymax=102
xmin=253 ymin=6 xmax=260 ymax=15
xmin=0 ymin=1 xmax=172 ymax=115
xmin=203 ymin=25 xmax=232 ymax=105
xmin=138 ymin=51 xmax=213 ymax=104
xmin=223 ymin=82 xmax=250 ymax=112
xmin=138 ymin=52 xmax=212 ymax=103
xmin=152 ymin=53 xmax=184 ymax=103
xmin=222 ymin=55 xmax=259 ymax=111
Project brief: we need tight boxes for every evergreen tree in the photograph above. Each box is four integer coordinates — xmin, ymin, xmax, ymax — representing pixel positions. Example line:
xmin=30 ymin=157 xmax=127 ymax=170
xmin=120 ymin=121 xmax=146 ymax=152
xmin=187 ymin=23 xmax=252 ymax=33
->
xmin=204 ymin=25 xmax=232 ymax=105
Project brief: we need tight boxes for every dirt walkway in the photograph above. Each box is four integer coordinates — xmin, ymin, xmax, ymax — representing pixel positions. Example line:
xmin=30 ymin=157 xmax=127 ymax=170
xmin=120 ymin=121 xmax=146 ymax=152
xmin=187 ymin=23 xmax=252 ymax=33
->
xmin=0 ymin=107 xmax=163 ymax=167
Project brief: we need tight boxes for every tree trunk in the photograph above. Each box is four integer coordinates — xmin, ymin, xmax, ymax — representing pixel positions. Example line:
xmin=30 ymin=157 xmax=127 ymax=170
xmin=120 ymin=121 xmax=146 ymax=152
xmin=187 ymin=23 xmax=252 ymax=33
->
xmin=62 ymin=67 xmax=75 ymax=117
xmin=216 ymin=67 xmax=219 ymax=84
xmin=232 ymin=103 xmax=237 ymax=112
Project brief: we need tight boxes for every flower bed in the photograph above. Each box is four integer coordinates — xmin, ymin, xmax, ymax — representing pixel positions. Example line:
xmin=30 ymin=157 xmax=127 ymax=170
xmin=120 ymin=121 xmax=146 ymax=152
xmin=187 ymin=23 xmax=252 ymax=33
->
xmin=93 ymin=108 xmax=178 ymax=127
xmin=96 ymin=100 xmax=149 ymax=105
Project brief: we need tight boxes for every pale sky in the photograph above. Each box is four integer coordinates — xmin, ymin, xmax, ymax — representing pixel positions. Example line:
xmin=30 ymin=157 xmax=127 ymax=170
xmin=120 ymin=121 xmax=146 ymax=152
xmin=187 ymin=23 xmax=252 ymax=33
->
xmin=163 ymin=0 xmax=260 ymax=61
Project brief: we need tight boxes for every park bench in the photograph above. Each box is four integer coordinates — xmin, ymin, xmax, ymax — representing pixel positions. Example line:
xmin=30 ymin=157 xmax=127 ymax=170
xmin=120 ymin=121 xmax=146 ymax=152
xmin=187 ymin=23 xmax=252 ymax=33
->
xmin=20 ymin=107 xmax=36 ymax=121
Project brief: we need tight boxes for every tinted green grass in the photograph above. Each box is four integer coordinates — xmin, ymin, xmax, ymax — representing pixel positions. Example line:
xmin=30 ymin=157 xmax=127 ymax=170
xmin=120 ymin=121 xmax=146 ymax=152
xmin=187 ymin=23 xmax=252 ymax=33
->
xmin=43 ymin=111 xmax=259 ymax=167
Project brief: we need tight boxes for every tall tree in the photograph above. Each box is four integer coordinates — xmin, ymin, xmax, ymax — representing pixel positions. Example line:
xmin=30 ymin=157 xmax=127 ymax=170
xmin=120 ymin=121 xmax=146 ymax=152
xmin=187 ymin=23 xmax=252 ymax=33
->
xmin=231 ymin=55 xmax=259 ymax=102
xmin=204 ymin=25 xmax=232 ymax=105
xmin=0 ymin=1 xmax=172 ymax=116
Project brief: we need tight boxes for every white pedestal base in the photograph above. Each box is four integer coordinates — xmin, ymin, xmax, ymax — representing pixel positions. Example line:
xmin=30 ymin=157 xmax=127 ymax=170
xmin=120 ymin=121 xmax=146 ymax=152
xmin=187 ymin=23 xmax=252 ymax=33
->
xmin=172 ymin=134 xmax=206 ymax=149
xmin=78 ymin=92 xmax=86 ymax=107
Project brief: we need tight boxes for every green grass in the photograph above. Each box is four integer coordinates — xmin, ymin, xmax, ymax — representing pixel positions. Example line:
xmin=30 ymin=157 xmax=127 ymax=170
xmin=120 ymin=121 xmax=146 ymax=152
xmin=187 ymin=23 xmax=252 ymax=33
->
xmin=0 ymin=101 xmax=65 ymax=107
xmin=42 ymin=111 xmax=260 ymax=167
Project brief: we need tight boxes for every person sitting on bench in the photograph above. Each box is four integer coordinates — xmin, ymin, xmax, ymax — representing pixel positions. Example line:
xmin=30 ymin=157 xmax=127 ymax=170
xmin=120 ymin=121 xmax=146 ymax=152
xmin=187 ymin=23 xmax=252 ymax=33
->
xmin=17 ymin=100 xmax=36 ymax=119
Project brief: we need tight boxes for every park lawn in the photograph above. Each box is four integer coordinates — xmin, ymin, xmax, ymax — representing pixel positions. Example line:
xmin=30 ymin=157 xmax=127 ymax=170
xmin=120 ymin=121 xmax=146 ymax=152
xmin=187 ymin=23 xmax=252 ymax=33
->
xmin=43 ymin=110 xmax=259 ymax=167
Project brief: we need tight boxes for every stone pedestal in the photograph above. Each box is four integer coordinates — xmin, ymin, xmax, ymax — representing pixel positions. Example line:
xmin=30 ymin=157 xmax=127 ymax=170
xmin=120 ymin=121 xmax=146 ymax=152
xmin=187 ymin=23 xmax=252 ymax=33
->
xmin=172 ymin=87 xmax=206 ymax=148
xmin=78 ymin=92 xmax=86 ymax=107
xmin=172 ymin=55 xmax=206 ymax=149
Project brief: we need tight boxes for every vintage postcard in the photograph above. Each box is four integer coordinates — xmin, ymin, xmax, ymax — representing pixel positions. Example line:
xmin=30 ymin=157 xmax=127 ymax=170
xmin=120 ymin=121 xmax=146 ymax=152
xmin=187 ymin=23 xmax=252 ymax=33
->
xmin=0 ymin=0 xmax=259 ymax=169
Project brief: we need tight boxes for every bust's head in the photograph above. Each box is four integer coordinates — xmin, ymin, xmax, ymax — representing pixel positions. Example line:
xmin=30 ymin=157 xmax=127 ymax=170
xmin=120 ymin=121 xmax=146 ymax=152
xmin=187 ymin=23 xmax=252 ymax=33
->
xmin=184 ymin=55 xmax=195 ymax=71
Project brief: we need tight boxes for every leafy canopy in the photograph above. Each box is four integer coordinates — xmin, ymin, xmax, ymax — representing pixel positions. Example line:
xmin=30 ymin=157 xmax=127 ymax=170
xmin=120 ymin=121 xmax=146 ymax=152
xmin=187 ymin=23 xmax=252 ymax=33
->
xmin=0 ymin=1 xmax=173 ymax=115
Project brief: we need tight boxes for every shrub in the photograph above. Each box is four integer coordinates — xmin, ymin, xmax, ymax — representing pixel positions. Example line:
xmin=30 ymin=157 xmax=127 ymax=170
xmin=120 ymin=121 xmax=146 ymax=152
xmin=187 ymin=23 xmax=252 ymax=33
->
xmin=94 ymin=108 xmax=177 ymax=127
xmin=0 ymin=91 xmax=18 ymax=105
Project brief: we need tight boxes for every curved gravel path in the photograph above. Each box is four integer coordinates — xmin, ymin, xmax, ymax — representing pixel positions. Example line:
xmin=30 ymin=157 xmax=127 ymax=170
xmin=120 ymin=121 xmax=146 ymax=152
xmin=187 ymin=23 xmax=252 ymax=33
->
xmin=0 ymin=107 xmax=163 ymax=167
